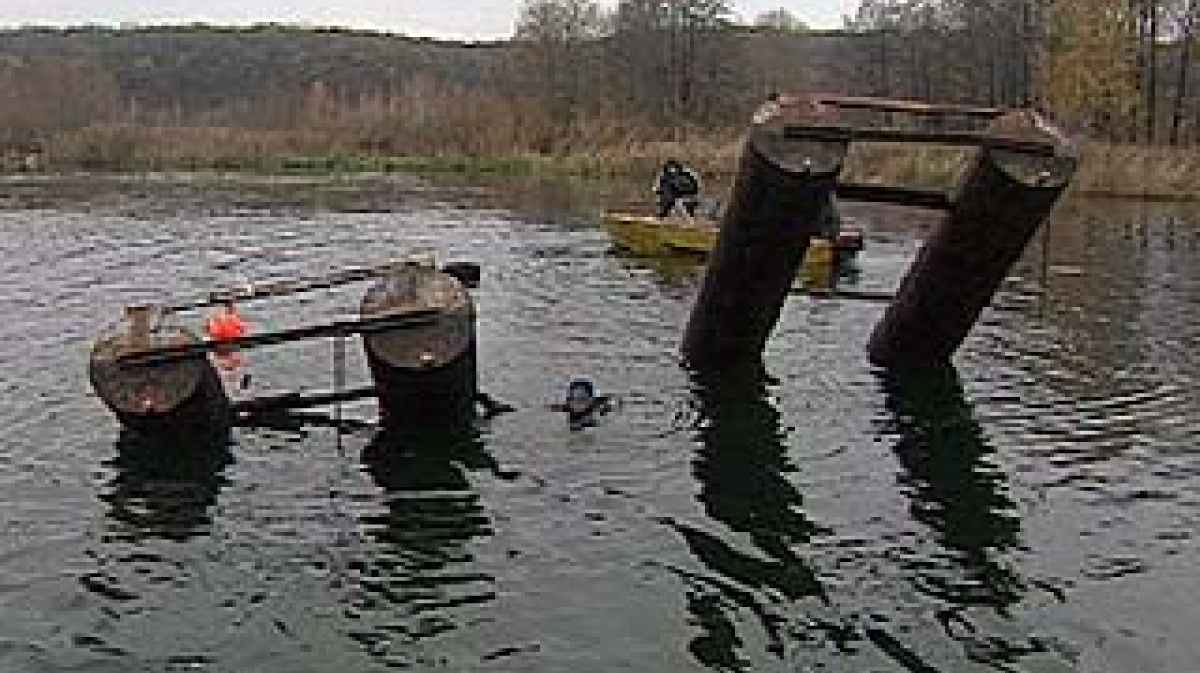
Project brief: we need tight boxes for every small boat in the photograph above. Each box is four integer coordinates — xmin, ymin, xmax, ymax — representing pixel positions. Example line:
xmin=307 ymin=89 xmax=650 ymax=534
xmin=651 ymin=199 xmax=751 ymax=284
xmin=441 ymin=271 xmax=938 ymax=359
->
xmin=602 ymin=212 xmax=864 ymax=263
xmin=601 ymin=213 xmax=719 ymax=257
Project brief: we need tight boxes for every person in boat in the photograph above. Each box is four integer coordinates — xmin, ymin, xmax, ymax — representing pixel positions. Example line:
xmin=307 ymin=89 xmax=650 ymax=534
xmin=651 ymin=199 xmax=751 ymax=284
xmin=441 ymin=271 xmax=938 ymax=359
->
xmin=206 ymin=298 xmax=251 ymax=390
xmin=815 ymin=195 xmax=867 ymax=281
xmin=550 ymin=379 xmax=613 ymax=430
xmin=654 ymin=159 xmax=701 ymax=218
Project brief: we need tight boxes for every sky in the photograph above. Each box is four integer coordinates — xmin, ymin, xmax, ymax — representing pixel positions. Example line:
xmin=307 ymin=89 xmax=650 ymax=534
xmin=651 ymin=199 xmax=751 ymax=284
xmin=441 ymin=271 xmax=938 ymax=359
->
xmin=0 ymin=1 xmax=861 ymax=40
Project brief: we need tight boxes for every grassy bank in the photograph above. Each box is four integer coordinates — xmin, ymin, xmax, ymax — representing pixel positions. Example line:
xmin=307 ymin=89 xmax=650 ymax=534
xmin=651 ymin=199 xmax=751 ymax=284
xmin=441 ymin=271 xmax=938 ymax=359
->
xmin=18 ymin=123 xmax=744 ymax=180
xmin=8 ymin=123 xmax=1200 ymax=201
xmin=232 ymin=149 xmax=743 ymax=180
xmin=843 ymin=142 xmax=1200 ymax=201
xmin=1070 ymin=143 xmax=1200 ymax=200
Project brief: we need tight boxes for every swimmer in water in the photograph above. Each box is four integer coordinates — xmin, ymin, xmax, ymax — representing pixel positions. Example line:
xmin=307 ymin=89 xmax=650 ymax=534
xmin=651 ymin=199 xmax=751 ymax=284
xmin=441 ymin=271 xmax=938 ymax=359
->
xmin=550 ymin=379 xmax=613 ymax=430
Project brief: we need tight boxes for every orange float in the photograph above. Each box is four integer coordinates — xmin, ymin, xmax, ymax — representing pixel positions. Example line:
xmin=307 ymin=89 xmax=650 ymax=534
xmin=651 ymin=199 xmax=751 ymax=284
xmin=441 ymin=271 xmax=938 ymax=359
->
xmin=205 ymin=311 xmax=247 ymax=342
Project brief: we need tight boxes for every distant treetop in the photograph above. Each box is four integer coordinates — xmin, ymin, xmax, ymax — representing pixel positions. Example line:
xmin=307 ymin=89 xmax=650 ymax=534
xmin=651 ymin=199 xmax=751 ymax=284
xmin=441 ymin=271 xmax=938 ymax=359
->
xmin=754 ymin=8 xmax=809 ymax=33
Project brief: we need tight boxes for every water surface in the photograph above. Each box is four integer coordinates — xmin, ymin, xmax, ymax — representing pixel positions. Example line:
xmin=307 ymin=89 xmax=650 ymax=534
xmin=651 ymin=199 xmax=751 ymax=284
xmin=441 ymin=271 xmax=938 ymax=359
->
xmin=1 ymin=174 xmax=1197 ymax=672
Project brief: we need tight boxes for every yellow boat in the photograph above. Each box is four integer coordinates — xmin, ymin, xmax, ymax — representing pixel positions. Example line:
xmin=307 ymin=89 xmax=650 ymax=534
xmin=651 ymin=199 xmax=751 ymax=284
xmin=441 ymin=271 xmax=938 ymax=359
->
xmin=603 ymin=212 xmax=863 ymax=254
xmin=602 ymin=211 xmax=866 ymax=291
xmin=601 ymin=213 xmax=719 ymax=256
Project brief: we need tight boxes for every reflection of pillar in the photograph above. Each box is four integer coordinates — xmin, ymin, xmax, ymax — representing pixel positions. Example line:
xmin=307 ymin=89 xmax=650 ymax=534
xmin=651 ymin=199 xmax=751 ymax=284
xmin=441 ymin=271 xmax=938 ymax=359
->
xmin=101 ymin=429 xmax=233 ymax=542
xmin=671 ymin=369 xmax=828 ymax=668
xmin=351 ymin=430 xmax=497 ymax=667
xmin=879 ymin=367 xmax=1022 ymax=608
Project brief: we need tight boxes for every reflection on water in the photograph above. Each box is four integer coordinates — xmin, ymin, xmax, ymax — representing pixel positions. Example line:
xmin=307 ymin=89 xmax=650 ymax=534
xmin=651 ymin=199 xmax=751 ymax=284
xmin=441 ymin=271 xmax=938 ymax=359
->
xmin=348 ymin=429 xmax=499 ymax=669
xmin=612 ymin=254 xmax=705 ymax=291
xmin=101 ymin=430 xmax=234 ymax=543
xmin=876 ymin=367 xmax=1059 ymax=670
xmin=2 ymin=176 xmax=1200 ymax=672
xmin=880 ymin=367 xmax=1022 ymax=611
xmin=674 ymin=366 xmax=1036 ymax=672
xmin=668 ymin=369 xmax=828 ymax=670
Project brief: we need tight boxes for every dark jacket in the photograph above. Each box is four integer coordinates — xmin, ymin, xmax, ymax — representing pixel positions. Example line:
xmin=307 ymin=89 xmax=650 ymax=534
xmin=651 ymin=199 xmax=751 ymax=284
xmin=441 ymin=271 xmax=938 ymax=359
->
xmin=655 ymin=164 xmax=700 ymax=199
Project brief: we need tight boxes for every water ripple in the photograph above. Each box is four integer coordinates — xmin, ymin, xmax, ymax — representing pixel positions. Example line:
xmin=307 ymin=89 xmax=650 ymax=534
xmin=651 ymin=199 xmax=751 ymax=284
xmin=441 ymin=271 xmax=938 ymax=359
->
xmin=0 ymin=178 xmax=1197 ymax=671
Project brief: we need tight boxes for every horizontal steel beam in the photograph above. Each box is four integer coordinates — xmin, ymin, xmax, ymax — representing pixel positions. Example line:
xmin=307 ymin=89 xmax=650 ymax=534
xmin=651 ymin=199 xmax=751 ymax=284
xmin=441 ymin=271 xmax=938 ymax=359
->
xmin=117 ymin=309 xmax=438 ymax=366
xmin=163 ymin=261 xmax=414 ymax=313
xmin=814 ymin=94 xmax=1005 ymax=119
xmin=782 ymin=124 xmax=1059 ymax=156
xmin=233 ymin=385 xmax=377 ymax=415
xmin=791 ymin=287 xmax=896 ymax=302
xmin=836 ymin=182 xmax=952 ymax=210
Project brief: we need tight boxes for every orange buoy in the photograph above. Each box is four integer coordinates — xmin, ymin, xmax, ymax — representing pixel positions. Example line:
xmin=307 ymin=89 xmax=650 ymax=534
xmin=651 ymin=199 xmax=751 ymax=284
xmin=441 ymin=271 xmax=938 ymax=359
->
xmin=205 ymin=304 xmax=250 ymax=391
xmin=205 ymin=311 xmax=247 ymax=342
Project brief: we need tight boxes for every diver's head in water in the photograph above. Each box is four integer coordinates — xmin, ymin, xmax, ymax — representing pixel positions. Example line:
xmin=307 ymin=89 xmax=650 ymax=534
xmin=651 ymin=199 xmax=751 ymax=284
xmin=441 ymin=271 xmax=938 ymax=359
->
xmin=565 ymin=380 xmax=597 ymax=415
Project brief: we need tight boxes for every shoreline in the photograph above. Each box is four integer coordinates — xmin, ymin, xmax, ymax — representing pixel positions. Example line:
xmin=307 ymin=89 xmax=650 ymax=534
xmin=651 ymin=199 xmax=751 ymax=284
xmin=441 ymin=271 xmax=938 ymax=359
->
xmin=3 ymin=149 xmax=1200 ymax=203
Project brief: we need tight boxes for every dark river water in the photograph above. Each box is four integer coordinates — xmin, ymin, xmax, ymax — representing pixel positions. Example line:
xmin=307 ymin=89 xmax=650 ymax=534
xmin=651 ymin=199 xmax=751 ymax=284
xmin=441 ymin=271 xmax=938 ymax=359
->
xmin=0 ymin=173 xmax=1197 ymax=672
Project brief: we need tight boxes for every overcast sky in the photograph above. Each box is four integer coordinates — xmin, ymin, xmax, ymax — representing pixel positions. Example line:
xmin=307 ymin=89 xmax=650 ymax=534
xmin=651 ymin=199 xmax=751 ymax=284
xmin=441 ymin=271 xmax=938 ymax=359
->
xmin=0 ymin=1 xmax=861 ymax=40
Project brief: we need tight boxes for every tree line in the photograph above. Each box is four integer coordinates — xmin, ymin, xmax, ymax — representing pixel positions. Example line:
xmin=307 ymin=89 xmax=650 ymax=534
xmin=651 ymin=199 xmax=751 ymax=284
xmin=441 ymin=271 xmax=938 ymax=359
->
xmin=0 ymin=2 xmax=1197 ymax=165
xmin=510 ymin=0 xmax=1200 ymax=145
xmin=846 ymin=0 xmax=1200 ymax=144
xmin=511 ymin=0 xmax=1200 ymax=145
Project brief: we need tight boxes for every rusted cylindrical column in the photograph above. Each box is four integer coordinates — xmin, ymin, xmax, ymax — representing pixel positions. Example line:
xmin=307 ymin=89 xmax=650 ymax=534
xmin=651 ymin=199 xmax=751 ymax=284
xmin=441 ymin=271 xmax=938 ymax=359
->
xmin=361 ymin=265 xmax=477 ymax=431
xmin=89 ymin=306 xmax=231 ymax=438
xmin=868 ymin=112 xmax=1077 ymax=369
xmin=682 ymin=105 xmax=849 ymax=371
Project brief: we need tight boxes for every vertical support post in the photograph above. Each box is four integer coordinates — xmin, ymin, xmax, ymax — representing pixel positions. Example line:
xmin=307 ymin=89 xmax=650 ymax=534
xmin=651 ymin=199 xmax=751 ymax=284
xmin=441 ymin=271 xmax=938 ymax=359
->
xmin=361 ymin=265 xmax=478 ymax=433
xmin=682 ymin=99 xmax=850 ymax=372
xmin=90 ymin=306 xmax=230 ymax=441
xmin=868 ymin=111 xmax=1077 ymax=370
xmin=126 ymin=305 xmax=156 ymax=349
xmin=333 ymin=331 xmax=346 ymax=454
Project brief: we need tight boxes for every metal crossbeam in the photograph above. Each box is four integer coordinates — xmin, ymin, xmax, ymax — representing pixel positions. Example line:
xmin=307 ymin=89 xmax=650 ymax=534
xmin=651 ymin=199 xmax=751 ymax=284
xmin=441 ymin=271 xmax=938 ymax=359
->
xmin=814 ymin=94 xmax=1004 ymax=119
xmin=836 ymin=183 xmax=952 ymax=211
xmin=117 ymin=309 xmax=437 ymax=366
xmin=782 ymin=124 xmax=1060 ymax=157
xmin=164 ymin=260 xmax=410 ymax=313
xmin=233 ymin=385 xmax=377 ymax=416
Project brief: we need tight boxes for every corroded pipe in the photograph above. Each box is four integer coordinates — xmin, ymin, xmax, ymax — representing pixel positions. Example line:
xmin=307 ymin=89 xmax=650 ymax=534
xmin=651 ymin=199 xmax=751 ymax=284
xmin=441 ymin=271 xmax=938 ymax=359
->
xmin=683 ymin=98 xmax=850 ymax=371
xmin=361 ymin=265 xmax=478 ymax=431
xmin=89 ymin=306 xmax=231 ymax=440
xmin=868 ymin=111 xmax=1077 ymax=369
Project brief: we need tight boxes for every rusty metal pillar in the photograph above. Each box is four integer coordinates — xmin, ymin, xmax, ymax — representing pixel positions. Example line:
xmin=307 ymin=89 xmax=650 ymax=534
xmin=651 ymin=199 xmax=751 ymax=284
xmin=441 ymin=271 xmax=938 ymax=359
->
xmin=361 ymin=264 xmax=478 ymax=432
xmin=868 ymin=111 xmax=1077 ymax=370
xmin=683 ymin=98 xmax=850 ymax=372
xmin=89 ymin=306 xmax=231 ymax=440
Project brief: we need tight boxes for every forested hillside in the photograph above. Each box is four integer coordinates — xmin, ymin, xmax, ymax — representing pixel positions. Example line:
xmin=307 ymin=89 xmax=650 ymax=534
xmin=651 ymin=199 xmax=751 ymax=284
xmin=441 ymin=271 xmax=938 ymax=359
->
xmin=0 ymin=20 xmax=858 ymax=163
xmin=0 ymin=26 xmax=503 ymax=126
xmin=0 ymin=0 xmax=1197 ymax=186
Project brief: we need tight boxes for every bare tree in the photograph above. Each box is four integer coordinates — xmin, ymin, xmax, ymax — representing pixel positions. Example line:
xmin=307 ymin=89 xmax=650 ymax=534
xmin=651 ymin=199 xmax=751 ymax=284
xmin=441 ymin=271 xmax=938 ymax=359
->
xmin=755 ymin=8 xmax=808 ymax=32
xmin=607 ymin=0 xmax=737 ymax=126
xmin=1171 ymin=0 xmax=1198 ymax=142
xmin=0 ymin=60 xmax=121 ymax=147
xmin=513 ymin=0 xmax=607 ymax=129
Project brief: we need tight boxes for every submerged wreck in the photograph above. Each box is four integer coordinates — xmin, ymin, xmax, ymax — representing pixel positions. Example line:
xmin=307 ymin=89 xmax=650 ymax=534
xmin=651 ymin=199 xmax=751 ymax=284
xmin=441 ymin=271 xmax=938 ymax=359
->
xmin=90 ymin=259 xmax=483 ymax=440
xmin=681 ymin=93 xmax=1077 ymax=373
xmin=89 ymin=94 xmax=1075 ymax=438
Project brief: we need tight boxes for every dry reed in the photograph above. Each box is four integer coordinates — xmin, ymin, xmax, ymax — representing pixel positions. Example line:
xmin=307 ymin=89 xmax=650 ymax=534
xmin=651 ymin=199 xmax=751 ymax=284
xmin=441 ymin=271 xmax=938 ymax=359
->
xmin=21 ymin=116 xmax=1200 ymax=202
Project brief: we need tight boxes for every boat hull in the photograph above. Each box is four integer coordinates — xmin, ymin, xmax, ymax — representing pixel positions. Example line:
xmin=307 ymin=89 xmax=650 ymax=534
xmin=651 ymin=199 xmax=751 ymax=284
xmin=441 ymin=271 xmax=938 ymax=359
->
xmin=603 ymin=213 xmax=862 ymax=256
xmin=602 ymin=214 xmax=718 ymax=256
xmin=603 ymin=212 xmax=865 ymax=291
